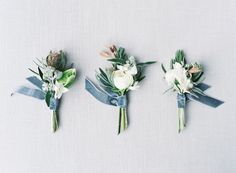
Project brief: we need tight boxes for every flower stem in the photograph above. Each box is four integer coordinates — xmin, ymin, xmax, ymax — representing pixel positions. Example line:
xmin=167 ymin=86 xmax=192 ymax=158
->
xmin=118 ymin=107 xmax=128 ymax=135
xmin=178 ymin=108 xmax=185 ymax=133
xmin=52 ymin=110 xmax=59 ymax=133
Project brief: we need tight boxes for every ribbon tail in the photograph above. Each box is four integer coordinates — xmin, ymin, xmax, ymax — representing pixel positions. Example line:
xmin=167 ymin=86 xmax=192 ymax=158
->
xmin=187 ymin=93 xmax=224 ymax=108
xmin=197 ymin=83 xmax=211 ymax=91
xmin=14 ymin=86 xmax=45 ymax=100
xmin=85 ymin=78 xmax=115 ymax=106
xmin=26 ymin=76 xmax=43 ymax=89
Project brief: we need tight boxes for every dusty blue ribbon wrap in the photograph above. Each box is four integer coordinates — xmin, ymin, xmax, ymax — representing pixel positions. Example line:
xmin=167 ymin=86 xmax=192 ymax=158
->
xmin=85 ymin=78 xmax=127 ymax=108
xmin=14 ymin=76 xmax=59 ymax=111
xmin=177 ymin=83 xmax=224 ymax=108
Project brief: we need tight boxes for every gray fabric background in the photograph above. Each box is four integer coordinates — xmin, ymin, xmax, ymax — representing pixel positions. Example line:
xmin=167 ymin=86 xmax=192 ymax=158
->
xmin=0 ymin=0 xmax=235 ymax=173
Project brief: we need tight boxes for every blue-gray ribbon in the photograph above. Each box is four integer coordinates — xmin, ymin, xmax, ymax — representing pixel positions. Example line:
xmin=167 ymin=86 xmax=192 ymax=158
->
xmin=14 ymin=76 xmax=59 ymax=111
xmin=177 ymin=83 xmax=224 ymax=108
xmin=85 ymin=78 xmax=127 ymax=108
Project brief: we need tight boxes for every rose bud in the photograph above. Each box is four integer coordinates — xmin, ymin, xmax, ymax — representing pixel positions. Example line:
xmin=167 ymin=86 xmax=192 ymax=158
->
xmin=100 ymin=51 xmax=112 ymax=58
xmin=108 ymin=45 xmax=117 ymax=53
xmin=188 ymin=64 xmax=202 ymax=74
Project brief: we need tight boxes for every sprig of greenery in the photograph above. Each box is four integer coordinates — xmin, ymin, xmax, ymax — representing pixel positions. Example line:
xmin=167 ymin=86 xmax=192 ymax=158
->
xmin=162 ymin=50 xmax=205 ymax=96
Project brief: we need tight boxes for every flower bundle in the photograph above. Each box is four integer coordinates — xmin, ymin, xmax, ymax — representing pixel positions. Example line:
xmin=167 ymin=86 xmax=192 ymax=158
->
xmin=86 ymin=45 xmax=156 ymax=134
xmin=13 ymin=51 xmax=76 ymax=132
xmin=162 ymin=50 xmax=224 ymax=132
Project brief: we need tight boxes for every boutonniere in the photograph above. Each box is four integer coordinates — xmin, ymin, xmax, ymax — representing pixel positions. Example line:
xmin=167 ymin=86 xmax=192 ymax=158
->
xmin=161 ymin=50 xmax=224 ymax=132
xmin=12 ymin=51 xmax=76 ymax=132
xmin=85 ymin=45 xmax=156 ymax=134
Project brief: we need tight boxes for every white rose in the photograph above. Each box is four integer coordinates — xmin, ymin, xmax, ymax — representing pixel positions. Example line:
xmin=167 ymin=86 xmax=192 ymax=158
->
xmin=165 ymin=62 xmax=193 ymax=92
xmin=113 ymin=70 xmax=134 ymax=90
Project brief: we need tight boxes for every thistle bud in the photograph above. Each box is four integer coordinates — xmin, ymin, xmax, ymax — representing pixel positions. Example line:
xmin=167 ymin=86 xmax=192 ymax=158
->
xmin=46 ymin=51 xmax=66 ymax=70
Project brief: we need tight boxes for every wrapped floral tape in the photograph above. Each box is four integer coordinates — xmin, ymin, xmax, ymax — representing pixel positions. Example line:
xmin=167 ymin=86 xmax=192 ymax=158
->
xmin=162 ymin=50 xmax=224 ymax=132
xmin=12 ymin=51 xmax=76 ymax=132
xmin=86 ymin=45 xmax=156 ymax=134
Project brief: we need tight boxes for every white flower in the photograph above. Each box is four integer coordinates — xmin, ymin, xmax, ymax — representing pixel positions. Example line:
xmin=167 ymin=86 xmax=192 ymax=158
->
xmin=42 ymin=82 xmax=53 ymax=92
xmin=53 ymin=81 xmax=68 ymax=99
xmin=129 ymin=81 xmax=140 ymax=90
xmin=116 ymin=56 xmax=137 ymax=76
xmin=43 ymin=66 xmax=55 ymax=80
xmin=165 ymin=62 xmax=193 ymax=93
xmin=128 ymin=56 xmax=136 ymax=64
xmin=54 ymin=70 xmax=63 ymax=79
xmin=127 ymin=65 xmax=137 ymax=75
xmin=117 ymin=64 xmax=129 ymax=72
xmin=113 ymin=70 xmax=134 ymax=90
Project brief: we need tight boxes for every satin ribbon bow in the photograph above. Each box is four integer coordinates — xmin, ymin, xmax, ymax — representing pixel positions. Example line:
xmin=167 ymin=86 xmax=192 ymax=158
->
xmin=85 ymin=78 xmax=127 ymax=108
xmin=13 ymin=76 xmax=59 ymax=111
xmin=177 ymin=83 xmax=224 ymax=108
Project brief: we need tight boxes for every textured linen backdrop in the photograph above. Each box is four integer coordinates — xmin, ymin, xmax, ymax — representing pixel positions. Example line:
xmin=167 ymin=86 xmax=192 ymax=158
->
xmin=0 ymin=0 xmax=235 ymax=173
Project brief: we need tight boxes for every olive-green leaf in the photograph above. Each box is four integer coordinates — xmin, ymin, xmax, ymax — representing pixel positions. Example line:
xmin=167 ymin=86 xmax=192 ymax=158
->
xmin=45 ymin=91 xmax=52 ymax=107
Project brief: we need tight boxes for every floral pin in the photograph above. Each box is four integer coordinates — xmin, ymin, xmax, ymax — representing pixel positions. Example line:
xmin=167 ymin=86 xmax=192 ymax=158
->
xmin=12 ymin=51 xmax=76 ymax=132
xmin=85 ymin=45 xmax=156 ymax=134
xmin=161 ymin=50 xmax=224 ymax=132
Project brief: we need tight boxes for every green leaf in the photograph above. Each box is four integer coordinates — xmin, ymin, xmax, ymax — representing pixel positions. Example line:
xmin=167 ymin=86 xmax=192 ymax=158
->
xmin=175 ymin=50 xmax=186 ymax=65
xmin=137 ymin=76 xmax=145 ymax=82
xmin=45 ymin=91 xmax=52 ymax=107
xmin=174 ymin=79 xmax=181 ymax=92
xmin=192 ymin=72 xmax=204 ymax=82
xmin=99 ymin=68 xmax=109 ymax=81
xmin=107 ymin=58 xmax=125 ymax=65
xmin=161 ymin=63 xmax=166 ymax=73
xmin=56 ymin=51 xmax=67 ymax=70
xmin=118 ymin=47 xmax=125 ymax=58
xmin=38 ymin=67 xmax=44 ymax=80
xmin=137 ymin=61 xmax=156 ymax=67
xmin=96 ymin=75 xmax=112 ymax=88
xmin=57 ymin=68 xmax=76 ymax=88
xmin=28 ymin=68 xmax=39 ymax=75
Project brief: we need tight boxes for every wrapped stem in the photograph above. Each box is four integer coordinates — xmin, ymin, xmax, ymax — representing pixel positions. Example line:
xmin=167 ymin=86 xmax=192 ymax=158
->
xmin=178 ymin=108 xmax=185 ymax=133
xmin=51 ymin=110 xmax=59 ymax=132
xmin=118 ymin=107 xmax=128 ymax=134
